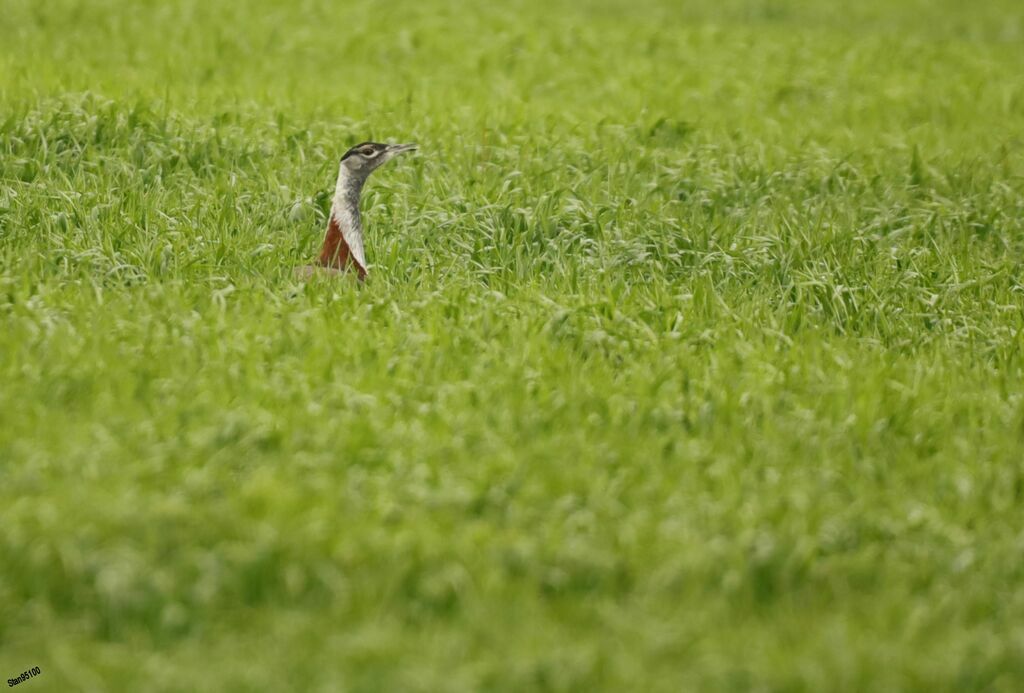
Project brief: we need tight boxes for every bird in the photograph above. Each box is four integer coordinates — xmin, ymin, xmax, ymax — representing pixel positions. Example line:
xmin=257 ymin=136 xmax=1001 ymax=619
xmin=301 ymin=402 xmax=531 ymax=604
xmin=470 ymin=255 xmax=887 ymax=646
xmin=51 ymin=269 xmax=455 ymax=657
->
xmin=295 ymin=141 xmax=417 ymax=280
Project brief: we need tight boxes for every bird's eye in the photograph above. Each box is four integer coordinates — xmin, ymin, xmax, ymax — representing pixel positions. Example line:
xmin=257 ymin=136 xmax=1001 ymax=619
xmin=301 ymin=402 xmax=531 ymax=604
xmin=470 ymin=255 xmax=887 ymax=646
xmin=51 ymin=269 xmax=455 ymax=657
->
xmin=362 ymin=148 xmax=376 ymax=157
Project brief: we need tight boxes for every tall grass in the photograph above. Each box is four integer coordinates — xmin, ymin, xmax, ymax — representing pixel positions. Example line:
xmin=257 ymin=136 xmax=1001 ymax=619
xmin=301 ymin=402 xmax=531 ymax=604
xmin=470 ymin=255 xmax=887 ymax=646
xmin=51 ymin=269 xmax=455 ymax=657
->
xmin=2 ymin=0 xmax=1024 ymax=690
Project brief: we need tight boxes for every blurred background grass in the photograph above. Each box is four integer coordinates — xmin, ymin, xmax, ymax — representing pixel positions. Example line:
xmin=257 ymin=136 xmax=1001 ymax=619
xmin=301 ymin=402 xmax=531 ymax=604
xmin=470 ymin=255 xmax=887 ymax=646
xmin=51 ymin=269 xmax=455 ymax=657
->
xmin=1 ymin=0 xmax=1024 ymax=690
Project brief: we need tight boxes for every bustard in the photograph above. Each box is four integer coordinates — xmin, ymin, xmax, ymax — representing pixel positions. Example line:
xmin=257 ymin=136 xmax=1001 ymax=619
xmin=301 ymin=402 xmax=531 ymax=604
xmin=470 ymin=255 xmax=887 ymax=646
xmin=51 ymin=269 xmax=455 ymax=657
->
xmin=295 ymin=141 xmax=417 ymax=280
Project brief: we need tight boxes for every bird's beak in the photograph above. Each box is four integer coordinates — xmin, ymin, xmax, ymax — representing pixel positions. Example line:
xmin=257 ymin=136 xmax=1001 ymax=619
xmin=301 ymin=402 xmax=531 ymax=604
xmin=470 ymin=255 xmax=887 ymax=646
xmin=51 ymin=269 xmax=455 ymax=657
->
xmin=387 ymin=143 xmax=418 ymax=156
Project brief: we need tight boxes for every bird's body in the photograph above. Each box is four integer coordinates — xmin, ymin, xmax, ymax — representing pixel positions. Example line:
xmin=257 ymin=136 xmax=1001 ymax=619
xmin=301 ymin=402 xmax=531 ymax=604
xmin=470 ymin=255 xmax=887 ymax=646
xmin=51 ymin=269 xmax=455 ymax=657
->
xmin=295 ymin=141 xmax=416 ymax=281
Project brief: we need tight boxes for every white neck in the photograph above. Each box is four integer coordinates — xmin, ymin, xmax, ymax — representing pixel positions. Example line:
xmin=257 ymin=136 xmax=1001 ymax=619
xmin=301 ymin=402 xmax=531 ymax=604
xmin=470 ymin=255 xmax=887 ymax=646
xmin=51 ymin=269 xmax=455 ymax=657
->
xmin=320 ymin=165 xmax=369 ymax=272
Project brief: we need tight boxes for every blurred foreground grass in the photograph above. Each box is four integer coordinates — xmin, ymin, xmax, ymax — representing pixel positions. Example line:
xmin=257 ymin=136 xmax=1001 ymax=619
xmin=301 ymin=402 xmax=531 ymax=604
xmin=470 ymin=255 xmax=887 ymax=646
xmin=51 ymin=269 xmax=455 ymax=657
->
xmin=2 ymin=0 xmax=1024 ymax=690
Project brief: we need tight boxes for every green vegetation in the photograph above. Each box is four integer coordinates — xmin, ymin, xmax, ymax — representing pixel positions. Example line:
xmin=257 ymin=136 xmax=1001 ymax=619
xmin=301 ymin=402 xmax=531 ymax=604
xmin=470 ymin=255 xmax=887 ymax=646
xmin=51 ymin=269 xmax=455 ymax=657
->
xmin=2 ymin=0 xmax=1024 ymax=689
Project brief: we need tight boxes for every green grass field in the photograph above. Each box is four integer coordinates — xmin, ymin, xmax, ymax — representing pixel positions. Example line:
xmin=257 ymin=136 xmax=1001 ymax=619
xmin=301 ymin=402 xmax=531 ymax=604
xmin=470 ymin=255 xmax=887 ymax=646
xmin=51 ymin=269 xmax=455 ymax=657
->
xmin=2 ymin=0 xmax=1024 ymax=690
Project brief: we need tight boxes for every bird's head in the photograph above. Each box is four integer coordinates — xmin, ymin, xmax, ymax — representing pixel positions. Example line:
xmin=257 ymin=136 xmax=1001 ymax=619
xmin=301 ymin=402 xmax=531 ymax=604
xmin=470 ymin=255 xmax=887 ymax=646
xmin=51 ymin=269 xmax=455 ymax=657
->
xmin=339 ymin=141 xmax=417 ymax=178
